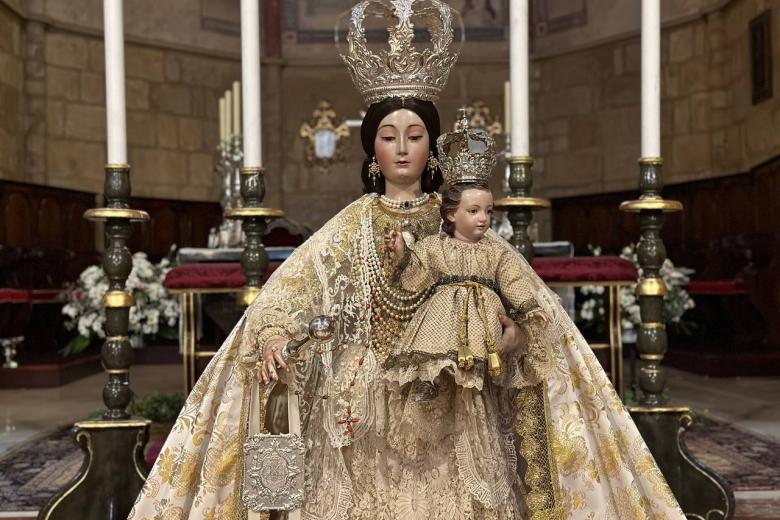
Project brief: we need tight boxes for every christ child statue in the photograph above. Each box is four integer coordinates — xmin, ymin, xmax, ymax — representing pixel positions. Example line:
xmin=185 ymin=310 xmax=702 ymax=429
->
xmin=383 ymin=182 xmax=550 ymax=392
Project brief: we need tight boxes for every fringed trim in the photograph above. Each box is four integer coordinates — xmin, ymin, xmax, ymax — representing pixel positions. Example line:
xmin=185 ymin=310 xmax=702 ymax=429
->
xmin=516 ymin=385 xmax=563 ymax=520
xmin=454 ymin=432 xmax=512 ymax=509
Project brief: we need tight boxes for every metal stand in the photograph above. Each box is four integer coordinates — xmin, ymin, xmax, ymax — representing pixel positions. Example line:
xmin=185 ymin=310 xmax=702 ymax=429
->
xmin=621 ymin=158 xmax=734 ymax=519
xmin=225 ymin=166 xmax=284 ymax=306
xmin=493 ymin=156 xmax=550 ymax=262
xmin=38 ymin=164 xmax=151 ymax=520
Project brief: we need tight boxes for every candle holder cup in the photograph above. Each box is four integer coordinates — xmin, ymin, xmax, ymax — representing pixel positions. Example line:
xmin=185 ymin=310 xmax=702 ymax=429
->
xmin=225 ymin=166 xmax=285 ymax=306
xmin=494 ymin=156 xmax=550 ymax=262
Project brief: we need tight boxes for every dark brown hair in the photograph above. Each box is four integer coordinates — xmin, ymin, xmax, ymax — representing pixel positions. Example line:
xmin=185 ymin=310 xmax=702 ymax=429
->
xmin=440 ymin=182 xmax=492 ymax=236
xmin=359 ymin=97 xmax=443 ymax=194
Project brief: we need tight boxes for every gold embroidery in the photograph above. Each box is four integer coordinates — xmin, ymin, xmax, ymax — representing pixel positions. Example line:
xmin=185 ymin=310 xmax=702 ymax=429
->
xmin=516 ymin=384 xmax=562 ymax=519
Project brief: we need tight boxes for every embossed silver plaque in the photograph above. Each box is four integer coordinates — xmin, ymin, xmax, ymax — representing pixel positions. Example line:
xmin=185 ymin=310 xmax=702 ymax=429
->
xmin=242 ymin=433 xmax=306 ymax=512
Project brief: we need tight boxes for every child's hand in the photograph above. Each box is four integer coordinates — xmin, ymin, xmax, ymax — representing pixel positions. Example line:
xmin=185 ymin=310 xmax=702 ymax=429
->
xmin=498 ymin=314 xmax=523 ymax=355
xmin=383 ymin=229 xmax=406 ymax=261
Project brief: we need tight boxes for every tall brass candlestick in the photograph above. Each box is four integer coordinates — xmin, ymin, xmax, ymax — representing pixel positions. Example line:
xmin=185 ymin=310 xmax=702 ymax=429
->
xmin=39 ymin=164 xmax=151 ymax=520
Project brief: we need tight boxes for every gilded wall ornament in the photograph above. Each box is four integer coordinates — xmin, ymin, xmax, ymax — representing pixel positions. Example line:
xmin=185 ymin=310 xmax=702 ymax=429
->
xmin=299 ymin=101 xmax=350 ymax=173
xmin=456 ymin=99 xmax=503 ymax=137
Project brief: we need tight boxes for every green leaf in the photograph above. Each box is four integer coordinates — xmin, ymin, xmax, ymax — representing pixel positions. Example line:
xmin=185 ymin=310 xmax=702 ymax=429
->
xmin=156 ymin=325 xmax=178 ymax=341
xmin=60 ymin=335 xmax=92 ymax=357
xmin=129 ymin=393 xmax=186 ymax=422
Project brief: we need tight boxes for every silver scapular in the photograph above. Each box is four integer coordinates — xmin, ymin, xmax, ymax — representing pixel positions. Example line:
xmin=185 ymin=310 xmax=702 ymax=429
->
xmin=242 ymin=316 xmax=335 ymax=518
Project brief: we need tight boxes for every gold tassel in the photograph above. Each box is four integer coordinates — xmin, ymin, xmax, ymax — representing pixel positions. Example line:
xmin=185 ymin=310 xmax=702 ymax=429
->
xmin=464 ymin=347 xmax=475 ymax=370
xmin=488 ymin=351 xmax=502 ymax=377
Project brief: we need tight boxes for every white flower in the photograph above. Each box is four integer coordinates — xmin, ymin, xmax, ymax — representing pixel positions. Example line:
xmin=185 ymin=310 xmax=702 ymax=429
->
xmin=578 ymin=243 xmax=695 ymax=332
xmin=62 ymin=304 xmax=78 ymax=319
xmin=64 ymin=254 xmax=179 ymax=342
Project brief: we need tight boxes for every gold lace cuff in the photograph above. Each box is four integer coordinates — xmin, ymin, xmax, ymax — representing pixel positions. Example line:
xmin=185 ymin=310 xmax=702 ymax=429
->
xmin=518 ymin=311 xmax=552 ymax=384
xmin=254 ymin=325 xmax=290 ymax=353
xmin=508 ymin=300 xmax=543 ymax=324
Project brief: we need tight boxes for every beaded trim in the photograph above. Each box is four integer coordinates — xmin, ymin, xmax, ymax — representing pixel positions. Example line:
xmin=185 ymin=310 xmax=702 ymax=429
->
xmin=436 ymin=275 xmax=499 ymax=294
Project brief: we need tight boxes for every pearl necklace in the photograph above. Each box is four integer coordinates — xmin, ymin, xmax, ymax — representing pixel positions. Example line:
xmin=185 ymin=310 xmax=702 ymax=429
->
xmin=379 ymin=193 xmax=429 ymax=210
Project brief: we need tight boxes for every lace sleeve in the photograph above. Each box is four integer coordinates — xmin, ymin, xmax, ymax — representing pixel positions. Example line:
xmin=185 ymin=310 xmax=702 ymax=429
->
xmin=494 ymin=246 xmax=552 ymax=386
xmin=244 ymin=238 xmax=322 ymax=354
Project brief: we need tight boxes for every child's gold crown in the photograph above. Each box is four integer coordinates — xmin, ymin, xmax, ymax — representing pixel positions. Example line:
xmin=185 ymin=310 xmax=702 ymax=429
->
xmin=436 ymin=109 xmax=497 ymax=185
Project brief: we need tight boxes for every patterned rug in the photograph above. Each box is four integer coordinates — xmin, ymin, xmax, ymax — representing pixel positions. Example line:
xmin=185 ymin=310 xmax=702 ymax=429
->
xmin=686 ymin=416 xmax=780 ymax=492
xmin=1 ymin=416 xmax=779 ymax=513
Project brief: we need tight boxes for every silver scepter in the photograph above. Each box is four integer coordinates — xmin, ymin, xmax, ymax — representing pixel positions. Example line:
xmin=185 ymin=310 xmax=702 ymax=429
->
xmin=280 ymin=315 xmax=336 ymax=360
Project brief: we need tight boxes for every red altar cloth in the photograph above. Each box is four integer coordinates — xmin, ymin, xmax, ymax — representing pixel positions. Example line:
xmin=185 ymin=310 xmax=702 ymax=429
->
xmin=532 ymin=256 xmax=637 ymax=283
xmin=163 ymin=262 xmax=282 ymax=290
xmin=686 ymin=279 xmax=745 ymax=295
xmin=163 ymin=256 xmax=638 ymax=290
xmin=0 ymin=289 xmax=31 ymax=303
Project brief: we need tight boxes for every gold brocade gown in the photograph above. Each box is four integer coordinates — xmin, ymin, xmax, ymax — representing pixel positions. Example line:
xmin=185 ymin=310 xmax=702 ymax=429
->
xmin=129 ymin=194 xmax=685 ymax=520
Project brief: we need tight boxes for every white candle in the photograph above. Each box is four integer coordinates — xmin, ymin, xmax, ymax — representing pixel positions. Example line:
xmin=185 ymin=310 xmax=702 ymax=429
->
xmin=232 ymin=81 xmax=241 ymax=136
xmin=225 ymin=90 xmax=233 ymax=139
xmin=241 ymin=0 xmax=262 ymax=166
xmin=503 ymin=80 xmax=511 ymax=135
xmin=641 ymin=0 xmax=661 ymax=158
xmin=103 ymin=0 xmax=127 ymax=164
xmin=509 ymin=0 xmax=529 ymax=156
xmin=219 ymin=96 xmax=226 ymax=141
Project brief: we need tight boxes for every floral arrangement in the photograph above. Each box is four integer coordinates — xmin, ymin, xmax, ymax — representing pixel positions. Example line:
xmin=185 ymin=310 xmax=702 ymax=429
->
xmin=61 ymin=252 xmax=179 ymax=356
xmin=575 ymin=244 xmax=696 ymax=340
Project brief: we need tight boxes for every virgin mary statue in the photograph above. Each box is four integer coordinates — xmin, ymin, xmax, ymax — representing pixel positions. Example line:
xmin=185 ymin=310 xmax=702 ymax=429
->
xmin=130 ymin=1 xmax=685 ymax=518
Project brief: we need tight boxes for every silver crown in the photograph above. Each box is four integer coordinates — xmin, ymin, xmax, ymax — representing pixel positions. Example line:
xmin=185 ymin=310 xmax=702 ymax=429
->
xmin=338 ymin=0 xmax=463 ymax=105
xmin=437 ymin=109 xmax=497 ymax=186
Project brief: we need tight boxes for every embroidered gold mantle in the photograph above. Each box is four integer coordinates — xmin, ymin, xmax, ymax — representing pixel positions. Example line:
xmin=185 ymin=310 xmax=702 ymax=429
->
xmin=129 ymin=195 xmax=684 ymax=520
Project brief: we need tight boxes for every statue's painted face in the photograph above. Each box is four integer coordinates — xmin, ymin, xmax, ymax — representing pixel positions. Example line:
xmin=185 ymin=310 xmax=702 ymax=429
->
xmin=446 ymin=188 xmax=494 ymax=243
xmin=374 ymin=109 xmax=430 ymax=189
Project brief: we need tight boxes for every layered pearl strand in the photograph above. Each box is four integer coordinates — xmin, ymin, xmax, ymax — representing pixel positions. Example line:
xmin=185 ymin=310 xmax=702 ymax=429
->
xmin=358 ymin=199 xmax=432 ymax=357
xmin=379 ymin=193 xmax=429 ymax=210
xmin=321 ymin=198 xmax=433 ymax=440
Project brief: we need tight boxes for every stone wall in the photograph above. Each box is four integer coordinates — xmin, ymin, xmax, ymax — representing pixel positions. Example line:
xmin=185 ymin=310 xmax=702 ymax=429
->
xmin=33 ymin=0 xmax=240 ymax=57
xmin=530 ymin=0 xmax=780 ymax=204
xmin=533 ymin=0 xmax=720 ymax=58
xmin=0 ymin=3 xmax=24 ymax=182
xmin=41 ymin=28 xmax=238 ymax=200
